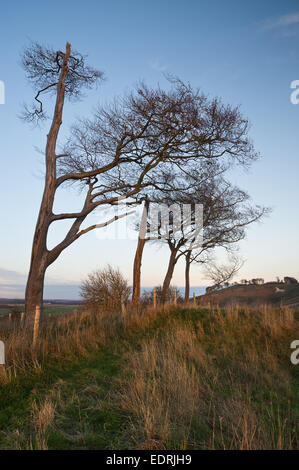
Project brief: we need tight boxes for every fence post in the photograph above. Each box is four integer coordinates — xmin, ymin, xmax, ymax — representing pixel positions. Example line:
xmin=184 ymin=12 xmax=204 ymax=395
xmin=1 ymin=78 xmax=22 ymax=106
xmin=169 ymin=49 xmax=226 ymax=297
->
xmin=174 ymin=288 xmax=177 ymax=306
xmin=153 ymin=288 xmax=157 ymax=309
xmin=193 ymin=292 xmax=196 ymax=306
xmin=121 ymin=295 xmax=126 ymax=317
xmin=21 ymin=312 xmax=24 ymax=325
xmin=33 ymin=305 xmax=41 ymax=347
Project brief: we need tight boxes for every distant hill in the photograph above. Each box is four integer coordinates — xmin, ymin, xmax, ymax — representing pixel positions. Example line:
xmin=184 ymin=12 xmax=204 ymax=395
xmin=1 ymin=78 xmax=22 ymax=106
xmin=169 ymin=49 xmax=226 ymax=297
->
xmin=198 ymin=282 xmax=299 ymax=307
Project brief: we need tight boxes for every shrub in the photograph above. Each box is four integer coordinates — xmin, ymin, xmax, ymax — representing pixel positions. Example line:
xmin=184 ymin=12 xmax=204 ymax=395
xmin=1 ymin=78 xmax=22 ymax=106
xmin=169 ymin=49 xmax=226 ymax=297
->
xmin=80 ymin=265 xmax=131 ymax=312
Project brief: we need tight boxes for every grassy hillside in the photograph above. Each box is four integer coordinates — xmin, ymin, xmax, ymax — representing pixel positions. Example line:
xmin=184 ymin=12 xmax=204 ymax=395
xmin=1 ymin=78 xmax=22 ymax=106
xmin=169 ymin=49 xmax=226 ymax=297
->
xmin=0 ymin=305 xmax=298 ymax=450
xmin=199 ymin=283 xmax=299 ymax=307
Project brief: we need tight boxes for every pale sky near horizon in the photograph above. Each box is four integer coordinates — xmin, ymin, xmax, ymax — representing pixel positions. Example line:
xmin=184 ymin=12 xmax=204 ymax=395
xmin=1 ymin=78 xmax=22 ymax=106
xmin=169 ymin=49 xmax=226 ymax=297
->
xmin=1 ymin=0 xmax=299 ymax=298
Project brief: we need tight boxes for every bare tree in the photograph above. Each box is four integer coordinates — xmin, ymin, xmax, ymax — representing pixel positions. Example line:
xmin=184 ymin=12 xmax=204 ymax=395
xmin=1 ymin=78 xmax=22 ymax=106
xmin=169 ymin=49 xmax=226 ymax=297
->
xmin=203 ymin=255 xmax=244 ymax=290
xmin=131 ymin=167 xmax=267 ymax=305
xmin=160 ymin=176 xmax=268 ymax=303
xmin=131 ymin=193 xmax=203 ymax=305
xmin=131 ymin=178 xmax=198 ymax=306
xmin=23 ymin=42 xmax=102 ymax=320
xmin=23 ymin=43 xmax=258 ymax=320
xmin=131 ymin=162 xmax=230 ymax=306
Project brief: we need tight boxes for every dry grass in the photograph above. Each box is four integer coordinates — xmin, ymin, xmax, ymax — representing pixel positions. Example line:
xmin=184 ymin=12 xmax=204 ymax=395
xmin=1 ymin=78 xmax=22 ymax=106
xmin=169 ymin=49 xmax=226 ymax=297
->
xmin=0 ymin=303 xmax=298 ymax=450
xmin=0 ymin=305 xmax=164 ymax=382
xmin=31 ymin=397 xmax=56 ymax=449
xmin=119 ymin=305 xmax=299 ymax=450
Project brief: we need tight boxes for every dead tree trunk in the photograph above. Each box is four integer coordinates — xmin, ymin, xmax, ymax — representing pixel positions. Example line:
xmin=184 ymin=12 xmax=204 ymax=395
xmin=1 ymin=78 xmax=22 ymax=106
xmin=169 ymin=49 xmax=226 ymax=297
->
xmin=132 ymin=199 xmax=149 ymax=306
xmin=24 ymin=43 xmax=71 ymax=323
xmin=184 ymin=251 xmax=191 ymax=303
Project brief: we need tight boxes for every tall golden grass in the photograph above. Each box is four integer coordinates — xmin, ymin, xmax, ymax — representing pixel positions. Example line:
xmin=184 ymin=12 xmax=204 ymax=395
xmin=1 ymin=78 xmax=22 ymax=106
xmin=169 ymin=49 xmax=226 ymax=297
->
xmin=0 ymin=305 xmax=164 ymax=382
xmin=0 ymin=303 xmax=298 ymax=450
xmin=119 ymin=305 xmax=298 ymax=450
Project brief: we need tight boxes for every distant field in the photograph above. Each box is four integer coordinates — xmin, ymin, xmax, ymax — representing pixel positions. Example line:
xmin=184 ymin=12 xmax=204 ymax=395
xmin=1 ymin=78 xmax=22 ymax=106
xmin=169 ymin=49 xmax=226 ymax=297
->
xmin=0 ymin=305 xmax=82 ymax=317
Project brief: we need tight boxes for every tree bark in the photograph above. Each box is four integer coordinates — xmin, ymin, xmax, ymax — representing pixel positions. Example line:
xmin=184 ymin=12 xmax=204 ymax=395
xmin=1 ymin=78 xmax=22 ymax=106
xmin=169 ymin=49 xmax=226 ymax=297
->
xmin=162 ymin=247 xmax=179 ymax=303
xmin=25 ymin=244 xmax=48 ymax=324
xmin=184 ymin=251 xmax=191 ymax=303
xmin=24 ymin=43 xmax=71 ymax=322
xmin=132 ymin=199 xmax=149 ymax=306
xmin=132 ymin=238 xmax=146 ymax=306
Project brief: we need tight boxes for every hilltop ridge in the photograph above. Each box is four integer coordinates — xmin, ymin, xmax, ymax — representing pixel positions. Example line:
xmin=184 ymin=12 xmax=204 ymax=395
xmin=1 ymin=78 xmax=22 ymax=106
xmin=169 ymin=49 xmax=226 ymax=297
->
xmin=198 ymin=282 xmax=299 ymax=307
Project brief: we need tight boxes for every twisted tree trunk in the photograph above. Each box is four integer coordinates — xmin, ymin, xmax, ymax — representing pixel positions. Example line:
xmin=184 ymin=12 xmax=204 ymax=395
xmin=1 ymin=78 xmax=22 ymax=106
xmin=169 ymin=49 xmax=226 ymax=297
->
xmin=132 ymin=238 xmax=146 ymax=306
xmin=132 ymin=199 xmax=149 ymax=306
xmin=162 ymin=247 xmax=179 ymax=303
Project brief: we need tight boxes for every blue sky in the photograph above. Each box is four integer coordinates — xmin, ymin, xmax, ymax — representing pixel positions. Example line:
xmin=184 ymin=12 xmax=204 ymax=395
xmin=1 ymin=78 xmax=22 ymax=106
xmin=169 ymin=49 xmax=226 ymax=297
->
xmin=0 ymin=0 xmax=299 ymax=298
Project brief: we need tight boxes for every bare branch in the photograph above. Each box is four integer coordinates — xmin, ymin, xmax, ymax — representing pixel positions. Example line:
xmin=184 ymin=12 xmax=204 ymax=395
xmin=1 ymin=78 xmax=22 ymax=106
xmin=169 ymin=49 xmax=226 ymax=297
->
xmin=203 ymin=255 xmax=244 ymax=288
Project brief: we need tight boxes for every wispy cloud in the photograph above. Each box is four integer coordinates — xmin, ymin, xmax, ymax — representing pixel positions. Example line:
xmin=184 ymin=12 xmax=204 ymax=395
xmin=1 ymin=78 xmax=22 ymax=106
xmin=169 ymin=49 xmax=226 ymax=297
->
xmin=261 ymin=12 xmax=299 ymax=31
xmin=0 ymin=268 xmax=27 ymax=284
xmin=149 ymin=59 xmax=167 ymax=72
